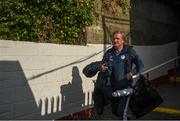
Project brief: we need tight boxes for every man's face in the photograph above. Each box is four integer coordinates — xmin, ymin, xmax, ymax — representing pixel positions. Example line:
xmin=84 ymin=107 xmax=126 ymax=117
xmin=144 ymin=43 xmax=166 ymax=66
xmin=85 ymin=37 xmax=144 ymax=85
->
xmin=112 ymin=33 xmax=124 ymax=50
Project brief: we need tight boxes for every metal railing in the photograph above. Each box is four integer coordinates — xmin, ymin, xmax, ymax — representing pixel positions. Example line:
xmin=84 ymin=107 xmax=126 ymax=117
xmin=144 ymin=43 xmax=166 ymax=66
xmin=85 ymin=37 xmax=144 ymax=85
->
xmin=132 ymin=56 xmax=180 ymax=85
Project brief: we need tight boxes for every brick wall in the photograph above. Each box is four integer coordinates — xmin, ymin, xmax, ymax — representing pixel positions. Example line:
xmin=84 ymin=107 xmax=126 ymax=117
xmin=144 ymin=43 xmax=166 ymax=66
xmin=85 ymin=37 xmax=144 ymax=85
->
xmin=0 ymin=40 xmax=177 ymax=119
xmin=86 ymin=0 xmax=130 ymax=44
xmin=0 ymin=40 xmax=106 ymax=119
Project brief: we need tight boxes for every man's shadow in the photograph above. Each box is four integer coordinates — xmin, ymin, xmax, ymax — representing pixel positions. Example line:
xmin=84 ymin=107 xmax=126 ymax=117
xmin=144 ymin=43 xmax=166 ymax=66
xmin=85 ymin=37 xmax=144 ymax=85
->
xmin=60 ymin=66 xmax=85 ymax=119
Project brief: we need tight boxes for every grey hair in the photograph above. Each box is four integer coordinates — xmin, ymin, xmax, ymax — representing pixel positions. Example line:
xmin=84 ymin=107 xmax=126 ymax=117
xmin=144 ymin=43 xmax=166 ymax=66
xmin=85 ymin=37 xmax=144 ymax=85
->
xmin=113 ymin=31 xmax=125 ymax=40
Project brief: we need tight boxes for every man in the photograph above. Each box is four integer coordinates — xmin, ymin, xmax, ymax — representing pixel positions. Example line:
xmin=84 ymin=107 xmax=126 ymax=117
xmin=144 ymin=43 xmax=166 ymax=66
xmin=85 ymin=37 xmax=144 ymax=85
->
xmin=99 ymin=31 xmax=144 ymax=119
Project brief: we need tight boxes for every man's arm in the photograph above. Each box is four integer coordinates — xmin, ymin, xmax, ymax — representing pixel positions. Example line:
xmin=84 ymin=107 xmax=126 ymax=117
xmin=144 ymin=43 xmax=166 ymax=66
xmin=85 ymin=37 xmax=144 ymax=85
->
xmin=130 ymin=48 xmax=144 ymax=75
xmin=99 ymin=51 xmax=110 ymax=72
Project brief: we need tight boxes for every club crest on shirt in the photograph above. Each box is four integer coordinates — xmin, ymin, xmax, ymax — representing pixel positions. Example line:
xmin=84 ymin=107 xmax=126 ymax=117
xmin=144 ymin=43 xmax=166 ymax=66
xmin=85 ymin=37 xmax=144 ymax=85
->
xmin=109 ymin=56 xmax=114 ymax=61
xmin=121 ymin=55 xmax=125 ymax=60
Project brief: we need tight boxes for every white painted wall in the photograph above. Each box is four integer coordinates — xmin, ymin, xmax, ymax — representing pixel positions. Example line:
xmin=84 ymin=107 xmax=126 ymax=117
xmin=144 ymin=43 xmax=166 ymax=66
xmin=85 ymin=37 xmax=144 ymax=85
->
xmin=0 ymin=40 xmax=177 ymax=119
xmin=134 ymin=42 xmax=178 ymax=79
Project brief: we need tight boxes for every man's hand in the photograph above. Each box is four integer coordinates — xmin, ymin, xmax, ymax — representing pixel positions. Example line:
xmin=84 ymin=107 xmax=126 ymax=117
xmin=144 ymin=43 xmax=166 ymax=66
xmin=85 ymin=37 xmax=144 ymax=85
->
xmin=99 ymin=64 xmax=108 ymax=72
xmin=127 ymin=72 xmax=133 ymax=80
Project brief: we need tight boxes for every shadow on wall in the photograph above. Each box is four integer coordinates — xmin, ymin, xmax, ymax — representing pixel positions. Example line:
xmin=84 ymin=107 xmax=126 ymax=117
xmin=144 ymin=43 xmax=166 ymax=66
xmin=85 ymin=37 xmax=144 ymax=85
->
xmin=60 ymin=66 xmax=86 ymax=119
xmin=40 ymin=66 xmax=93 ymax=120
xmin=42 ymin=66 xmax=93 ymax=120
xmin=0 ymin=61 xmax=41 ymax=119
xmin=0 ymin=61 xmax=92 ymax=119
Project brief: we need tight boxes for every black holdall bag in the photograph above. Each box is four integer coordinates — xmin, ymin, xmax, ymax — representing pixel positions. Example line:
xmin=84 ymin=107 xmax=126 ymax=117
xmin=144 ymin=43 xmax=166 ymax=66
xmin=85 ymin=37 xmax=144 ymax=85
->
xmin=129 ymin=75 xmax=163 ymax=118
xmin=83 ymin=61 xmax=111 ymax=115
xmin=83 ymin=61 xmax=103 ymax=78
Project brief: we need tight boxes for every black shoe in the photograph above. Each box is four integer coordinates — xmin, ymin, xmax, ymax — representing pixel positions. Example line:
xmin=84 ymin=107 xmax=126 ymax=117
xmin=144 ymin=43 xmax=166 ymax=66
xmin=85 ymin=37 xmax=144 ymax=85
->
xmin=96 ymin=107 xmax=103 ymax=115
xmin=128 ymin=116 xmax=131 ymax=120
